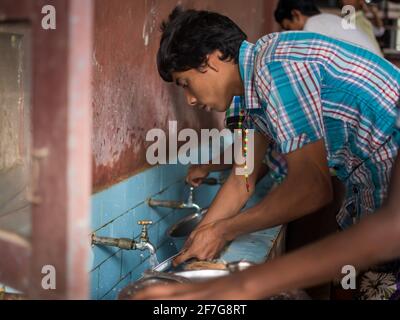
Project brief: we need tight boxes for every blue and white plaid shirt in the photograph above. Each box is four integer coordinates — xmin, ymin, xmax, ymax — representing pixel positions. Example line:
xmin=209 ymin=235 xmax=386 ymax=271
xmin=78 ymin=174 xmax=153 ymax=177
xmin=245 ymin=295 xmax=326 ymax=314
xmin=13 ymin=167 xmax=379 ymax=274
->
xmin=226 ymin=31 xmax=400 ymax=229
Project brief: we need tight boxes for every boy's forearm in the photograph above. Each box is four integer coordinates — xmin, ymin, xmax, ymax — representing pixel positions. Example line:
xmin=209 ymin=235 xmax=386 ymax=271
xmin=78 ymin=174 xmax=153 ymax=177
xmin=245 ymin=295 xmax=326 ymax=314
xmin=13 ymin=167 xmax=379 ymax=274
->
xmin=199 ymin=171 xmax=254 ymax=227
xmin=222 ymin=167 xmax=332 ymax=240
xmin=200 ymin=132 xmax=269 ymax=227
xmin=242 ymin=155 xmax=400 ymax=298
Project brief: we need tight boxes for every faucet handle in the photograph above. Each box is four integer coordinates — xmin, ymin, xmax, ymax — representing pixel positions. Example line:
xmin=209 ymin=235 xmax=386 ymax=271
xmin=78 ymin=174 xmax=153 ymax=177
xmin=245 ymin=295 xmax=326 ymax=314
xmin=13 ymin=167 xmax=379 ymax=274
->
xmin=187 ymin=186 xmax=195 ymax=205
xmin=138 ymin=220 xmax=152 ymax=242
xmin=138 ymin=220 xmax=153 ymax=225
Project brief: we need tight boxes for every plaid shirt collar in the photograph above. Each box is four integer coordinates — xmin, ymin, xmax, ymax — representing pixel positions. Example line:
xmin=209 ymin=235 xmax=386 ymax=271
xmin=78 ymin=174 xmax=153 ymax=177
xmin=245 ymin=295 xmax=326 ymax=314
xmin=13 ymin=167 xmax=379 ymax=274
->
xmin=225 ymin=40 xmax=261 ymax=120
xmin=238 ymin=40 xmax=262 ymax=111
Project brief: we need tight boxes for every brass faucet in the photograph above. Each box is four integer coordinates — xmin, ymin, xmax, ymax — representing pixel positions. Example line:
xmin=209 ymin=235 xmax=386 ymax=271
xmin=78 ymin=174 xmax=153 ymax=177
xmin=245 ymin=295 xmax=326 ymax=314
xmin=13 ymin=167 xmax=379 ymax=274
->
xmin=148 ymin=186 xmax=201 ymax=213
xmin=91 ymin=220 xmax=155 ymax=255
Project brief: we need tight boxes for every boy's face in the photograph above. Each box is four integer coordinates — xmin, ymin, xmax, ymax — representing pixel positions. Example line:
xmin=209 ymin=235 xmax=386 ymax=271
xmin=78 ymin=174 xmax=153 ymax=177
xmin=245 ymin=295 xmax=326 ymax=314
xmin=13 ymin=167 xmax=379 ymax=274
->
xmin=172 ymin=51 xmax=235 ymax=113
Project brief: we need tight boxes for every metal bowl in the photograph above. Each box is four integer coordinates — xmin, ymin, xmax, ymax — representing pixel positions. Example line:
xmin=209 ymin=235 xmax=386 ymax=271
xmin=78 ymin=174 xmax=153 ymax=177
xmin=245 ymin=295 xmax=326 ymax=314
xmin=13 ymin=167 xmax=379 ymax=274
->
xmin=118 ymin=269 xmax=230 ymax=299
xmin=167 ymin=208 xmax=208 ymax=239
xmin=174 ymin=269 xmax=230 ymax=282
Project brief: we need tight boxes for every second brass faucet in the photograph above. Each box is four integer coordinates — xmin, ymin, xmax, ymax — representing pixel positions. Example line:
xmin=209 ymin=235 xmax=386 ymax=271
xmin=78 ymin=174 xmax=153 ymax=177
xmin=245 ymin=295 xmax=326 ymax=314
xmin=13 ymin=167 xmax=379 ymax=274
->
xmin=147 ymin=186 xmax=201 ymax=213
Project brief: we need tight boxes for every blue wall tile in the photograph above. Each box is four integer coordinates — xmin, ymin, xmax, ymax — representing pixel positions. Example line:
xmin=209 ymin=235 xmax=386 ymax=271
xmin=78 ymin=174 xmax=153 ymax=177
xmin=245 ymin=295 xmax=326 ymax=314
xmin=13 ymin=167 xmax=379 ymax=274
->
xmin=91 ymin=223 xmax=119 ymax=270
xmin=90 ymin=160 xmax=279 ymax=299
xmin=101 ymin=273 xmax=132 ymax=300
xmin=156 ymin=239 xmax=178 ymax=263
xmin=89 ymin=268 xmax=99 ymax=300
xmin=90 ymin=163 xmax=224 ymax=299
xmin=126 ymin=174 xmax=146 ymax=208
xmin=112 ymin=211 xmax=135 ymax=239
xmin=121 ymin=250 xmax=141 ymax=280
xmin=98 ymin=251 xmax=122 ymax=299
xmin=161 ymin=164 xmax=187 ymax=190
xmin=91 ymin=193 xmax=103 ymax=231
xmin=101 ymin=181 xmax=128 ymax=225
xmin=144 ymin=165 xmax=162 ymax=195
xmin=147 ymin=204 xmax=173 ymax=224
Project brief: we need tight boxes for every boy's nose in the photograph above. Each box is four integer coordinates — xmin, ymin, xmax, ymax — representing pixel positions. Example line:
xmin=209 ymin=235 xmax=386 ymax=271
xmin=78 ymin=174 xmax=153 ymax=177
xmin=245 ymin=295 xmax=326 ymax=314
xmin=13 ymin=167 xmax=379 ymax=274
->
xmin=185 ymin=91 xmax=197 ymax=106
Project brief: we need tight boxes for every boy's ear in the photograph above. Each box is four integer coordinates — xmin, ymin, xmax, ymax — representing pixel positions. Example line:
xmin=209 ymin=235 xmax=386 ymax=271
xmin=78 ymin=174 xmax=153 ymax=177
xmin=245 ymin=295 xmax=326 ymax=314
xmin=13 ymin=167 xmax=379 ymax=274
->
xmin=204 ymin=52 xmax=220 ymax=72
xmin=197 ymin=63 xmax=209 ymax=73
xmin=291 ymin=9 xmax=303 ymax=22
xmin=197 ymin=51 xmax=221 ymax=73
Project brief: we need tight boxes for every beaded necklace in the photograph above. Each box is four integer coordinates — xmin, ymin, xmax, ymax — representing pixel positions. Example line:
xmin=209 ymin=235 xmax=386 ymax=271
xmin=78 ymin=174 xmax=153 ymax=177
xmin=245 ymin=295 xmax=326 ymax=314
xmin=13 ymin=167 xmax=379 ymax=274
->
xmin=237 ymin=109 xmax=250 ymax=192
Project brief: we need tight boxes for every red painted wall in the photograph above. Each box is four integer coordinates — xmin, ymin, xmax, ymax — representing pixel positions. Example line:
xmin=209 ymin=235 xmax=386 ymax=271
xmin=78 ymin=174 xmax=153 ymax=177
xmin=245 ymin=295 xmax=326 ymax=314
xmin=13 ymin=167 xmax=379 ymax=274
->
xmin=92 ymin=0 xmax=279 ymax=191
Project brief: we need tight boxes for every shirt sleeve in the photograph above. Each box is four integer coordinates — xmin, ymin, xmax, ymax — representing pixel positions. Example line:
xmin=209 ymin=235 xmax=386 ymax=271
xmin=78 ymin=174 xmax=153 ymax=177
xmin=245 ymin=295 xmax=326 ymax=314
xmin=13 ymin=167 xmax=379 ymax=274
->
xmin=373 ymin=25 xmax=385 ymax=38
xmin=255 ymin=60 xmax=325 ymax=154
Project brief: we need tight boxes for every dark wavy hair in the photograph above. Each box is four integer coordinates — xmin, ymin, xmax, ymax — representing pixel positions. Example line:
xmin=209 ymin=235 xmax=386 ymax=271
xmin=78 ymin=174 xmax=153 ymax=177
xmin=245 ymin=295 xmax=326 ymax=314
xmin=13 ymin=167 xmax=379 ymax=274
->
xmin=157 ymin=6 xmax=247 ymax=82
xmin=274 ymin=0 xmax=321 ymax=24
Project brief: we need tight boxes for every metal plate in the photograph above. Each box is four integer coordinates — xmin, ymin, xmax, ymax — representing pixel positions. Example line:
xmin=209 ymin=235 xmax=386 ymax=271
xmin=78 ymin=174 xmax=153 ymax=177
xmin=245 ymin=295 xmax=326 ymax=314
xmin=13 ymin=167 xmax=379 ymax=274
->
xmin=152 ymin=254 xmax=200 ymax=273
xmin=174 ymin=269 xmax=230 ymax=282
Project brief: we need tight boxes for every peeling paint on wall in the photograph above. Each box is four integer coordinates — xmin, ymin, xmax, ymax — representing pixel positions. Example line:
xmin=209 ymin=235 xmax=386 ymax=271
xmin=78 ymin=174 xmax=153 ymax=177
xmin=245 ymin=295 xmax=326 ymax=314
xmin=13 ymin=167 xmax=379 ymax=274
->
xmin=92 ymin=49 xmax=103 ymax=72
xmin=0 ymin=33 xmax=24 ymax=171
xmin=92 ymin=0 xmax=278 ymax=191
xmin=142 ymin=0 xmax=157 ymax=47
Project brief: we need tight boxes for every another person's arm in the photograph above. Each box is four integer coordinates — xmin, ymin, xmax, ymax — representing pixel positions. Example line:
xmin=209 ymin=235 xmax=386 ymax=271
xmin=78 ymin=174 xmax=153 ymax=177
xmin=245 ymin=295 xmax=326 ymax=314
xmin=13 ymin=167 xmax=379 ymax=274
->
xmin=234 ymin=154 xmax=400 ymax=298
xmin=362 ymin=1 xmax=385 ymax=37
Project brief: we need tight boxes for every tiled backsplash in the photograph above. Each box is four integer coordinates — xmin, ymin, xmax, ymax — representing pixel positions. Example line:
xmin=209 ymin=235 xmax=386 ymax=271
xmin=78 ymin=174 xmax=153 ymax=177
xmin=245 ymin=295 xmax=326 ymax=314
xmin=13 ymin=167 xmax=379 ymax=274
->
xmin=89 ymin=164 xmax=222 ymax=300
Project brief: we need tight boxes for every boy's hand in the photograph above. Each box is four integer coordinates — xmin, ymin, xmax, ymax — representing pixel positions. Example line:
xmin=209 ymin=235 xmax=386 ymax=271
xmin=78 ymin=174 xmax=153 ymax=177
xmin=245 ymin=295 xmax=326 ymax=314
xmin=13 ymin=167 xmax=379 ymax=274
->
xmin=186 ymin=165 xmax=210 ymax=187
xmin=172 ymin=220 xmax=228 ymax=266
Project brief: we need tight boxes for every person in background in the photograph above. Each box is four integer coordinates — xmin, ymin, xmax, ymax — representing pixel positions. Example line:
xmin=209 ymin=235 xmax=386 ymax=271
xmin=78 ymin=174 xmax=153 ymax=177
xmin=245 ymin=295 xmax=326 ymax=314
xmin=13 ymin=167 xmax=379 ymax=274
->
xmin=274 ymin=0 xmax=383 ymax=56
xmin=341 ymin=0 xmax=385 ymax=52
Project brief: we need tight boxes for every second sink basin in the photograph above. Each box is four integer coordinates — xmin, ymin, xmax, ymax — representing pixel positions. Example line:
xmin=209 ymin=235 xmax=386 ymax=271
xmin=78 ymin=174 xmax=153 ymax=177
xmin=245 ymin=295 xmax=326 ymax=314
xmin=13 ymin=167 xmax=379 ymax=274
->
xmin=167 ymin=208 xmax=208 ymax=238
xmin=167 ymin=208 xmax=208 ymax=249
